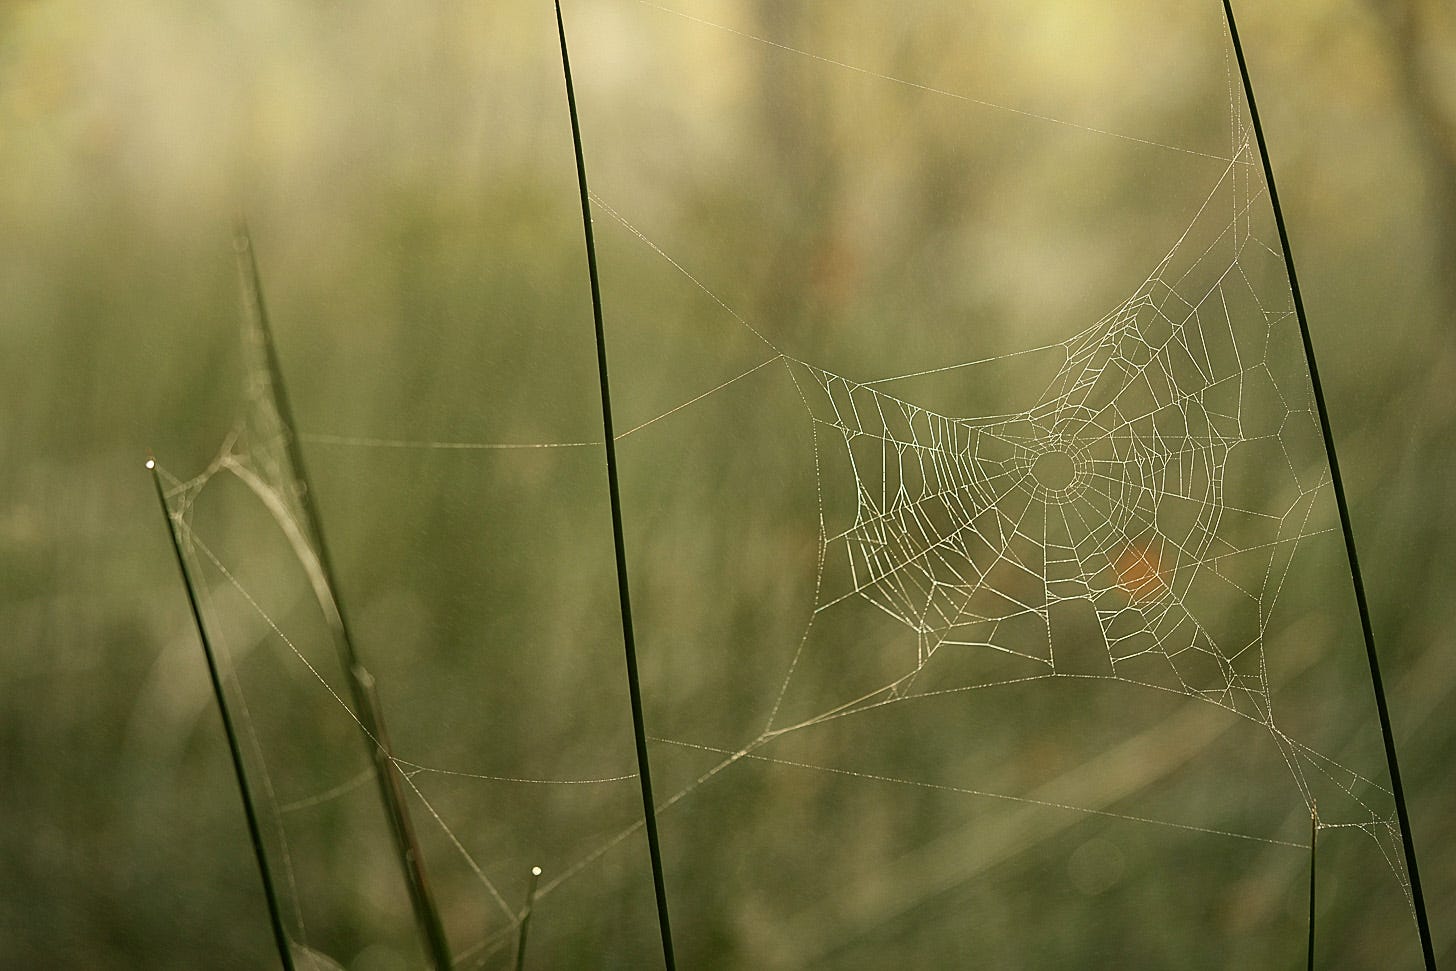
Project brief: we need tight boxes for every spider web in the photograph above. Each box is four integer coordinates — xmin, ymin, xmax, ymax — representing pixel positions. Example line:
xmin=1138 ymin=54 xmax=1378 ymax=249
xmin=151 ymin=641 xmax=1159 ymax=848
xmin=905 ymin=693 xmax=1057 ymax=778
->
xmin=792 ymin=158 xmax=1297 ymax=716
xmin=757 ymin=149 xmax=1411 ymax=917
xmin=153 ymin=2 xmax=1425 ymax=967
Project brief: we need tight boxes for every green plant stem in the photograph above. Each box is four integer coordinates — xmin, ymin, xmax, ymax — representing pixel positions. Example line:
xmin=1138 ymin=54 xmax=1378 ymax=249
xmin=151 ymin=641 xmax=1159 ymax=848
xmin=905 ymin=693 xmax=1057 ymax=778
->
xmin=514 ymin=866 xmax=541 ymax=971
xmin=1307 ymin=807 xmax=1317 ymax=971
xmin=233 ymin=226 xmax=453 ymax=970
xmin=149 ymin=459 xmax=296 ymax=971
xmin=552 ymin=3 xmax=677 ymax=967
xmin=1220 ymin=4 xmax=1434 ymax=967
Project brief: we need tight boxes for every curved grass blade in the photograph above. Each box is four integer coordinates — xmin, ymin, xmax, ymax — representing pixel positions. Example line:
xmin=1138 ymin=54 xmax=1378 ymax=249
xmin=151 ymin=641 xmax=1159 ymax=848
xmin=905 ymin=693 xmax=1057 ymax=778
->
xmin=551 ymin=2 xmax=677 ymax=966
xmin=149 ymin=457 xmax=297 ymax=971
xmin=233 ymin=225 xmax=453 ymax=969
xmin=1221 ymin=3 xmax=1435 ymax=966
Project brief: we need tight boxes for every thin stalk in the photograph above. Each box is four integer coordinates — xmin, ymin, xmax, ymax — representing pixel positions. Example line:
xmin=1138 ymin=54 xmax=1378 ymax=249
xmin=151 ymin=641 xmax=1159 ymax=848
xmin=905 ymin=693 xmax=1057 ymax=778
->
xmin=551 ymin=3 xmax=677 ymax=967
xmin=149 ymin=458 xmax=296 ymax=971
xmin=233 ymin=226 xmax=453 ymax=969
xmin=513 ymin=866 xmax=541 ymax=971
xmin=1221 ymin=4 xmax=1435 ymax=966
xmin=1307 ymin=805 xmax=1318 ymax=971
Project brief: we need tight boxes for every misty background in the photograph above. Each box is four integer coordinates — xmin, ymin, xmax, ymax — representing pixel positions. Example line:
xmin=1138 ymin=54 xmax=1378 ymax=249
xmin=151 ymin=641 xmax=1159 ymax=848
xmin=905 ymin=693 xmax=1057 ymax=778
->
xmin=2 ymin=0 xmax=1453 ymax=967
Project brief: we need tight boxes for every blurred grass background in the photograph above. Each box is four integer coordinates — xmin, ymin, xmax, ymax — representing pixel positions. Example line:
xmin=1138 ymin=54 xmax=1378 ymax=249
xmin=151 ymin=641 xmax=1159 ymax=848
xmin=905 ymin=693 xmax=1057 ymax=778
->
xmin=1 ymin=0 xmax=1453 ymax=967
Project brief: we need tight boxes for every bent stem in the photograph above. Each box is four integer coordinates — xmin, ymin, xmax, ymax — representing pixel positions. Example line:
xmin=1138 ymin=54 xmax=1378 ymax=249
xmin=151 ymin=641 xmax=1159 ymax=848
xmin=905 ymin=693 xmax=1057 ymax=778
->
xmin=149 ymin=458 xmax=296 ymax=971
xmin=552 ymin=2 xmax=678 ymax=968
xmin=233 ymin=225 xmax=453 ymax=969
xmin=1220 ymin=4 xmax=1435 ymax=967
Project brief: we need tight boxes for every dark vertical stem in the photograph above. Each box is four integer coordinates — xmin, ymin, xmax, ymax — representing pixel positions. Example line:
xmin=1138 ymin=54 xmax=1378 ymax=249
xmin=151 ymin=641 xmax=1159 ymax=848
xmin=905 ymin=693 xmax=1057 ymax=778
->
xmin=149 ymin=459 xmax=296 ymax=971
xmin=551 ymin=3 xmax=678 ymax=968
xmin=1221 ymin=4 xmax=1435 ymax=966
xmin=514 ymin=866 xmax=541 ymax=971
xmin=1307 ymin=806 xmax=1317 ymax=971
xmin=233 ymin=227 xmax=453 ymax=969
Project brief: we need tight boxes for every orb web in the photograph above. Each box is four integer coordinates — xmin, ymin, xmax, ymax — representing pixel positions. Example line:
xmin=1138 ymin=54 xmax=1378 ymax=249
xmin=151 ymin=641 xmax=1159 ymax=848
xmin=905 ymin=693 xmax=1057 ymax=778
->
xmin=796 ymin=180 xmax=1254 ymax=709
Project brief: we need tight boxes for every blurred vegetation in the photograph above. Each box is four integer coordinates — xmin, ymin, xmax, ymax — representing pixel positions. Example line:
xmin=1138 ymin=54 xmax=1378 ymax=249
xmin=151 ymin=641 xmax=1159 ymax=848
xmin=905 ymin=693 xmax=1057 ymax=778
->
xmin=1 ymin=0 xmax=1453 ymax=967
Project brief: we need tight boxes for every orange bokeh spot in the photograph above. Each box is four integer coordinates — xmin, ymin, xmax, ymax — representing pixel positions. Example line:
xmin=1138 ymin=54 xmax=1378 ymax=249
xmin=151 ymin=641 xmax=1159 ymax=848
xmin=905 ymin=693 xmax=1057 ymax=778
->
xmin=1115 ymin=543 xmax=1166 ymax=602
